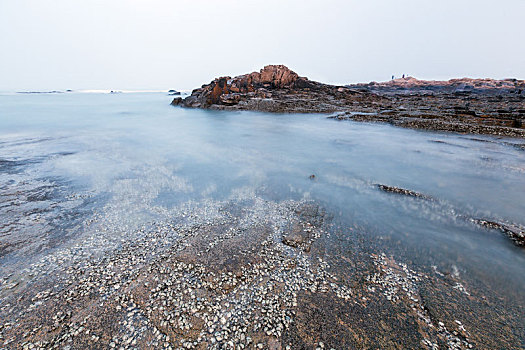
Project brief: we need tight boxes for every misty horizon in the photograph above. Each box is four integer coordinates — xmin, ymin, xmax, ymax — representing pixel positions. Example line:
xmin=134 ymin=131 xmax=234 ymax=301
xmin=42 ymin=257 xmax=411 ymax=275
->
xmin=1 ymin=0 xmax=524 ymax=91
xmin=2 ymin=70 xmax=525 ymax=94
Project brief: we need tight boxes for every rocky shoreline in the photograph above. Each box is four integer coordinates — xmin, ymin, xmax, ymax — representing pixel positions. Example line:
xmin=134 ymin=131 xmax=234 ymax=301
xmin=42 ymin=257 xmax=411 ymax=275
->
xmin=172 ymin=65 xmax=525 ymax=138
xmin=3 ymin=194 xmax=523 ymax=349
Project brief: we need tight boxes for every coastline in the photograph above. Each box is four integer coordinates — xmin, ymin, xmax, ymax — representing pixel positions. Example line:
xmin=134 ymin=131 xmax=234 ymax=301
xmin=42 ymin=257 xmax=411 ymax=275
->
xmin=173 ymin=65 xmax=525 ymax=138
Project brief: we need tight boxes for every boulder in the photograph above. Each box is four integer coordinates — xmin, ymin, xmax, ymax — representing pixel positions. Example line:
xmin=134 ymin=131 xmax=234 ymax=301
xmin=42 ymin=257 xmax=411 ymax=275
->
xmin=171 ymin=97 xmax=183 ymax=106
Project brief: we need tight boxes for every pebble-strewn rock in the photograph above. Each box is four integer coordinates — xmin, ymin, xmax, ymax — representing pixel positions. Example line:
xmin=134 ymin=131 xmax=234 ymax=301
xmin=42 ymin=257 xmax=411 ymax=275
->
xmin=1 ymin=190 xmax=524 ymax=348
xmin=366 ymin=253 xmax=473 ymax=349
xmin=0 ymin=197 xmax=354 ymax=349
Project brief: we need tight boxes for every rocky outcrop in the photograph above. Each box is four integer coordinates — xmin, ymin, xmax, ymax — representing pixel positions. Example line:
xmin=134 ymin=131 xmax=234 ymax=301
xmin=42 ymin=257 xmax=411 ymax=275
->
xmin=376 ymin=184 xmax=433 ymax=200
xmin=177 ymin=65 xmax=299 ymax=108
xmin=471 ymin=219 xmax=525 ymax=247
xmin=181 ymin=65 xmax=300 ymax=106
xmin=172 ymin=65 xmax=525 ymax=138
xmin=174 ymin=65 xmax=377 ymax=113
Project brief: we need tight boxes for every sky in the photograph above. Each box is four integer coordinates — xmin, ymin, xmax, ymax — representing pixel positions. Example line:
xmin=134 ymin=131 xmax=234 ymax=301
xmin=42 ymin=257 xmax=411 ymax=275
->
xmin=1 ymin=0 xmax=524 ymax=91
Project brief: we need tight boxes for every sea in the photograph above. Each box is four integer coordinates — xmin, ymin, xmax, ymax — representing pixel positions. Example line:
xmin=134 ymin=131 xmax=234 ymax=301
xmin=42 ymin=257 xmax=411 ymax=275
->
xmin=0 ymin=91 xmax=524 ymax=347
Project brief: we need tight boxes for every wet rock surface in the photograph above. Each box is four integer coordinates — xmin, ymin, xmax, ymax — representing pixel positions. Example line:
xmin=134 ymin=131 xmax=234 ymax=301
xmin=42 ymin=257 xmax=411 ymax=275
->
xmin=377 ymin=184 xmax=433 ymax=200
xmin=1 ymin=189 xmax=524 ymax=349
xmin=471 ymin=219 xmax=525 ymax=247
xmin=376 ymin=183 xmax=525 ymax=248
xmin=174 ymin=66 xmax=525 ymax=138
xmin=281 ymin=204 xmax=324 ymax=253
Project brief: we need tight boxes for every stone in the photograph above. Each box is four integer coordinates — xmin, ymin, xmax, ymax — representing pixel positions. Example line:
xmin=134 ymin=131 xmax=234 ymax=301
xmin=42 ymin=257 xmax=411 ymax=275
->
xmin=171 ymin=97 xmax=183 ymax=106
xmin=376 ymin=184 xmax=433 ymax=200
xmin=472 ymin=219 xmax=525 ymax=247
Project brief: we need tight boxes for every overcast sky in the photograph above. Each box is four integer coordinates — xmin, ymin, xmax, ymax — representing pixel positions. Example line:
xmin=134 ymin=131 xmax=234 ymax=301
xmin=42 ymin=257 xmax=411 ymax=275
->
xmin=1 ymin=0 xmax=524 ymax=91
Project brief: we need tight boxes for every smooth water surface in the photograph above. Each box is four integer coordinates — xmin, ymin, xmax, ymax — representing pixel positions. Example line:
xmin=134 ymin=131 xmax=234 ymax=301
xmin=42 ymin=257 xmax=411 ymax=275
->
xmin=1 ymin=92 xmax=524 ymax=323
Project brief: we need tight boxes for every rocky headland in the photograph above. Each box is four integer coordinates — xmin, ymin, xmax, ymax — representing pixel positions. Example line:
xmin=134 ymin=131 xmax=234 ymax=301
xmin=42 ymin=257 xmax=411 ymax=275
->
xmin=173 ymin=65 xmax=525 ymax=138
xmin=172 ymin=64 xmax=372 ymax=114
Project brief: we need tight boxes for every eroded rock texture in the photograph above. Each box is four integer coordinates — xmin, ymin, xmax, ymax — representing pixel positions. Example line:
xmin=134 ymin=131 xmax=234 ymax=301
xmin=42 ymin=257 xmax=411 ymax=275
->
xmin=175 ymin=65 xmax=381 ymax=113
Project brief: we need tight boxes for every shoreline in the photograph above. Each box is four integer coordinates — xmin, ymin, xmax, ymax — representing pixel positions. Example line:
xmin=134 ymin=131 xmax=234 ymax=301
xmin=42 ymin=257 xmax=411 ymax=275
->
xmin=2 ymin=195 xmax=523 ymax=349
xmin=172 ymin=65 xmax=525 ymax=139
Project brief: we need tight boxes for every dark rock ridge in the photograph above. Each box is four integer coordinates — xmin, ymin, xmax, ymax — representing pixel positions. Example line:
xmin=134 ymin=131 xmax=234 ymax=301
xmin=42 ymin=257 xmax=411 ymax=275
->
xmin=376 ymin=184 xmax=433 ymax=200
xmin=376 ymin=183 xmax=525 ymax=247
xmin=173 ymin=65 xmax=525 ymax=138
xmin=471 ymin=219 xmax=525 ymax=247
xmin=338 ymin=77 xmax=525 ymax=138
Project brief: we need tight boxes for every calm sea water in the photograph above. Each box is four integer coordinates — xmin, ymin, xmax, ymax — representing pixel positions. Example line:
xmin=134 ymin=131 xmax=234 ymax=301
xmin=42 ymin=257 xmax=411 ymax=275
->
xmin=1 ymin=92 xmax=524 ymax=308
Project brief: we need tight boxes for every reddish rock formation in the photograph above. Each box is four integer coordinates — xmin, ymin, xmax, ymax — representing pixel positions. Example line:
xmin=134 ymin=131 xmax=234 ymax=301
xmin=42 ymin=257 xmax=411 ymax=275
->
xmin=179 ymin=65 xmax=306 ymax=109
xmin=175 ymin=65 xmax=371 ymax=113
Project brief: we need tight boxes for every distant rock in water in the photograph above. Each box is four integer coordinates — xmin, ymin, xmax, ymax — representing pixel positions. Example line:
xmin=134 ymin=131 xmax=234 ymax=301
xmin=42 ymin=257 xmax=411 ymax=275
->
xmin=17 ymin=91 xmax=64 ymax=94
xmin=168 ymin=90 xmax=181 ymax=95
xmin=376 ymin=184 xmax=433 ymax=200
xmin=171 ymin=97 xmax=183 ymax=106
xmin=471 ymin=219 xmax=525 ymax=247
